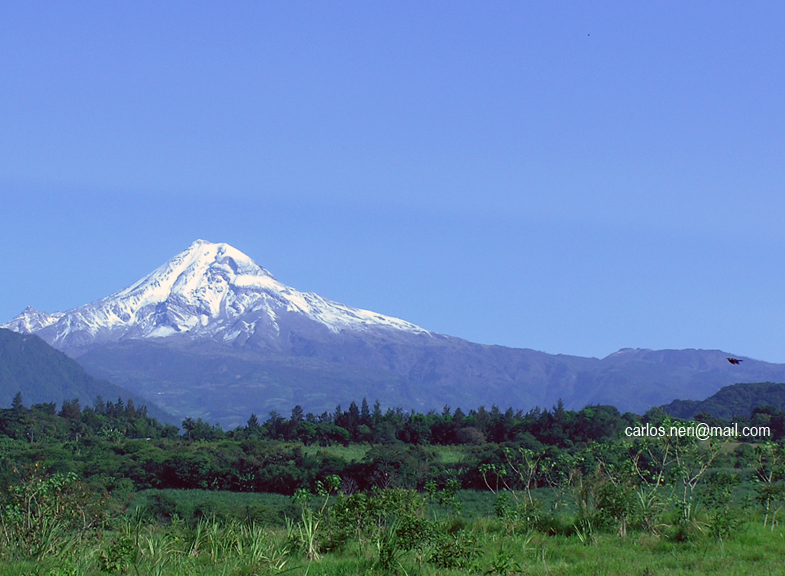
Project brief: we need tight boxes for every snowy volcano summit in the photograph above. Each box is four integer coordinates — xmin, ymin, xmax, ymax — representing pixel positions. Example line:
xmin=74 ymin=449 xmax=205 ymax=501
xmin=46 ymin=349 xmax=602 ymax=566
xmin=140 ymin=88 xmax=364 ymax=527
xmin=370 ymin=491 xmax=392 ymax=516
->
xmin=3 ymin=240 xmax=427 ymax=353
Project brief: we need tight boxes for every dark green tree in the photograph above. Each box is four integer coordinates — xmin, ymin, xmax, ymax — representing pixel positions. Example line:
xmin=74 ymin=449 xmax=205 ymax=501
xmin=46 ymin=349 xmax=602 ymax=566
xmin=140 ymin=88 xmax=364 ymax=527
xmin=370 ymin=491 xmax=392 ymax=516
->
xmin=11 ymin=391 xmax=23 ymax=412
xmin=360 ymin=398 xmax=371 ymax=425
xmin=59 ymin=398 xmax=81 ymax=420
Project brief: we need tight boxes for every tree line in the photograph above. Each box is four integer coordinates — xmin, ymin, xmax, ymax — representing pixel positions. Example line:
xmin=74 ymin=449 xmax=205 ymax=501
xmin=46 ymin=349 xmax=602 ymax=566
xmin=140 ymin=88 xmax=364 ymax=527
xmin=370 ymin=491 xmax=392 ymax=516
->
xmin=1 ymin=391 xmax=784 ymax=496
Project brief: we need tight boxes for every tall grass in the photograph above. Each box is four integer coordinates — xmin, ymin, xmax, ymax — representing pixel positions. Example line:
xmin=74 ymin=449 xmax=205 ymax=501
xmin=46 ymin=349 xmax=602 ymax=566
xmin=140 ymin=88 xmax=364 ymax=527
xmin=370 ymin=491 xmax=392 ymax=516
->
xmin=3 ymin=476 xmax=785 ymax=576
xmin=2 ymin=512 xmax=785 ymax=575
xmin=129 ymin=488 xmax=294 ymax=526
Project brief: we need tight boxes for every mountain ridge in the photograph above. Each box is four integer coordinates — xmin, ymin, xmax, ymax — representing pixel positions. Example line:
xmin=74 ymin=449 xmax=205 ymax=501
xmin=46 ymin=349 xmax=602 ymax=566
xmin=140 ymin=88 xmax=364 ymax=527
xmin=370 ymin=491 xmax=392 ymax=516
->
xmin=5 ymin=240 xmax=785 ymax=428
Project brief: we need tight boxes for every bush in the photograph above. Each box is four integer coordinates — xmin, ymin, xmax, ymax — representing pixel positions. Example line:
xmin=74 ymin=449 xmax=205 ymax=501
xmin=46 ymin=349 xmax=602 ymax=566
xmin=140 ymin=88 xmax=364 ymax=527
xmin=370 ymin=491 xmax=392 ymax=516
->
xmin=144 ymin=492 xmax=180 ymax=522
xmin=429 ymin=529 xmax=479 ymax=569
xmin=0 ymin=464 xmax=107 ymax=560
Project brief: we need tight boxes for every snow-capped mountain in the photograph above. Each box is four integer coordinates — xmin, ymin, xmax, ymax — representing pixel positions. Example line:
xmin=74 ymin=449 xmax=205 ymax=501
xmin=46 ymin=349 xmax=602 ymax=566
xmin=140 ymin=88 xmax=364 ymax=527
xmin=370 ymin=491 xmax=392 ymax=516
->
xmin=6 ymin=240 xmax=785 ymax=428
xmin=3 ymin=307 xmax=64 ymax=334
xmin=3 ymin=240 xmax=428 ymax=352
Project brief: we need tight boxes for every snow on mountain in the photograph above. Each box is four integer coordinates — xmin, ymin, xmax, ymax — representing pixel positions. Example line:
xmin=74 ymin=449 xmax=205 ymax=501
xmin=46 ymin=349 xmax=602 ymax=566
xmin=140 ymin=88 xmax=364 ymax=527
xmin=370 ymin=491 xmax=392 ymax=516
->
xmin=2 ymin=307 xmax=64 ymax=333
xmin=2 ymin=240 xmax=428 ymax=349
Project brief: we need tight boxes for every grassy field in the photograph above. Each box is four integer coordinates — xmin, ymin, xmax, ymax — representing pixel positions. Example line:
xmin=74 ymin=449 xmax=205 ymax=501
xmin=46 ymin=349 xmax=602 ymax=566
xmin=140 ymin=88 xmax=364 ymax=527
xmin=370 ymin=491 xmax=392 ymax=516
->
xmin=2 ymin=516 xmax=784 ymax=576
xmin=2 ymin=484 xmax=784 ymax=576
xmin=301 ymin=443 xmax=371 ymax=461
xmin=299 ymin=443 xmax=468 ymax=465
xmin=127 ymin=488 xmax=500 ymax=525
xmin=432 ymin=444 xmax=467 ymax=464
xmin=129 ymin=488 xmax=296 ymax=526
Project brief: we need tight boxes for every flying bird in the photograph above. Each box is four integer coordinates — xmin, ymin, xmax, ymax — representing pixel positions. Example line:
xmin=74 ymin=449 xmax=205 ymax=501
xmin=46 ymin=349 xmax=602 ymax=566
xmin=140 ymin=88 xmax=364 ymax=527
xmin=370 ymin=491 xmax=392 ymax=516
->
xmin=727 ymin=357 xmax=743 ymax=365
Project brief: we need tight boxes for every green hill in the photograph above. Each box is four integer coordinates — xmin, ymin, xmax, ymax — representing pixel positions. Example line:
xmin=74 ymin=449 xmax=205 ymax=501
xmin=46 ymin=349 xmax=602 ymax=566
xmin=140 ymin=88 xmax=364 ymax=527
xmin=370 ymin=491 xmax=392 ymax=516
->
xmin=661 ymin=381 xmax=785 ymax=420
xmin=0 ymin=328 xmax=176 ymax=424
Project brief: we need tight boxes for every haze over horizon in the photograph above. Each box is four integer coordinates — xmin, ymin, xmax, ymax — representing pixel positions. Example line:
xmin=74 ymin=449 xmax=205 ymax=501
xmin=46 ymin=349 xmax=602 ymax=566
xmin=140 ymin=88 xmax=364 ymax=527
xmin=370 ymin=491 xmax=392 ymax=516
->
xmin=2 ymin=3 xmax=784 ymax=362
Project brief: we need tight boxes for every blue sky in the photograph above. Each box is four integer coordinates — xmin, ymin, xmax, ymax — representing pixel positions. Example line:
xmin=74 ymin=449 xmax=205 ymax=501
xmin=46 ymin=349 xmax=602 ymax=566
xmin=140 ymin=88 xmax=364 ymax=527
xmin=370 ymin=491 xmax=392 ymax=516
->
xmin=2 ymin=2 xmax=784 ymax=361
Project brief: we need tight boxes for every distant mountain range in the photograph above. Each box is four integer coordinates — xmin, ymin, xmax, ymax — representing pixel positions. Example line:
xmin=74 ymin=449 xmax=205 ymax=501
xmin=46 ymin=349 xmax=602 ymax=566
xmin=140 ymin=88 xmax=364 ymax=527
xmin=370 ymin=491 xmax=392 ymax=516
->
xmin=0 ymin=328 xmax=176 ymax=424
xmin=4 ymin=240 xmax=785 ymax=429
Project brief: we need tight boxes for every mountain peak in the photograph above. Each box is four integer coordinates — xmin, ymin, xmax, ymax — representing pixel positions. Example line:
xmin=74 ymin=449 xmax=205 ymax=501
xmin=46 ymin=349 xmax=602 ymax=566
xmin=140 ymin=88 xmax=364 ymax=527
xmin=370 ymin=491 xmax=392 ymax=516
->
xmin=2 ymin=240 xmax=428 ymax=350
xmin=4 ymin=307 xmax=64 ymax=334
xmin=183 ymin=239 xmax=254 ymax=262
xmin=110 ymin=239 xmax=277 ymax=319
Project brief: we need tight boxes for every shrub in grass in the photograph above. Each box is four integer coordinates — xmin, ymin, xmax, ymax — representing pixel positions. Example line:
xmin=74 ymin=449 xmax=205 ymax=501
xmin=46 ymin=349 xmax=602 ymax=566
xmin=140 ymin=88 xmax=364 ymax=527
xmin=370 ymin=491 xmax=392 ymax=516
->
xmin=0 ymin=464 xmax=107 ymax=561
xmin=428 ymin=528 xmax=479 ymax=570
xmin=143 ymin=492 xmax=180 ymax=522
xmin=701 ymin=471 xmax=741 ymax=540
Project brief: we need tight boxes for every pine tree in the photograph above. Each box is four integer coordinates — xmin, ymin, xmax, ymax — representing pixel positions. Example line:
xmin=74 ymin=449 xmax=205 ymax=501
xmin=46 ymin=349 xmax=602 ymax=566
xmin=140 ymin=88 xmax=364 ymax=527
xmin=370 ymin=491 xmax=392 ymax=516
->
xmin=290 ymin=405 xmax=304 ymax=424
xmin=59 ymin=398 xmax=81 ymax=420
xmin=372 ymin=400 xmax=383 ymax=425
xmin=360 ymin=398 xmax=371 ymax=425
xmin=288 ymin=405 xmax=305 ymax=440
xmin=11 ymin=391 xmax=23 ymax=411
xmin=348 ymin=401 xmax=360 ymax=427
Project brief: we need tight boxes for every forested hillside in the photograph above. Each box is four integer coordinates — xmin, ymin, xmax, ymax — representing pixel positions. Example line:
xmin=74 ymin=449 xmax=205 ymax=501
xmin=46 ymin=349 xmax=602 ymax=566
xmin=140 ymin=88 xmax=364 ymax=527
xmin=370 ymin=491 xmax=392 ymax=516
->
xmin=662 ymin=382 xmax=785 ymax=419
xmin=0 ymin=328 xmax=176 ymax=424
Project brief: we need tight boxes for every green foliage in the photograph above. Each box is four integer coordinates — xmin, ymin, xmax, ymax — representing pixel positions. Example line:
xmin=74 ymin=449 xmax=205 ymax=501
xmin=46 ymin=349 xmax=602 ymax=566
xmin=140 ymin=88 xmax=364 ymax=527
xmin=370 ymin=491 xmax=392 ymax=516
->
xmin=0 ymin=464 xmax=107 ymax=561
xmin=2 ymin=483 xmax=785 ymax=574
xmin=10 ymin=393 xmax=785 ymax=574
xmin=485 ymin=546 xmax=524 ymax=576
xmin=428 ymin=528 xmax=479 ymax=570
xmin=701 ymin=471 xmax=740 ymax=540
xmin=662 ymin=382 xmax=785 ymax=424
xmin=130 ymin=489 xmax=293 ymax=526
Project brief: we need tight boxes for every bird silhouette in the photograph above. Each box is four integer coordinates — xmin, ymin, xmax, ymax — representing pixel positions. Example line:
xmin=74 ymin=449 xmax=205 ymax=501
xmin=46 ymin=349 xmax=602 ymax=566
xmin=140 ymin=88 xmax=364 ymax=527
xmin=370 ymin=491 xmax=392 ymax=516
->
xmin=727 ymin=357 xmax=743 ymax=365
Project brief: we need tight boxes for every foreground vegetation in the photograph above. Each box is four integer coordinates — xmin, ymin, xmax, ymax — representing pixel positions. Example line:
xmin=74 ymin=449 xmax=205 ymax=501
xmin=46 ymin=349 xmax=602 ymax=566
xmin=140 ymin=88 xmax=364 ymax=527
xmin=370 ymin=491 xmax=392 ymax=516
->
xmin=3 ymin=393 xmax=785 ymax=574
xmin=2 ymin=473 xmax=785 ymax=576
